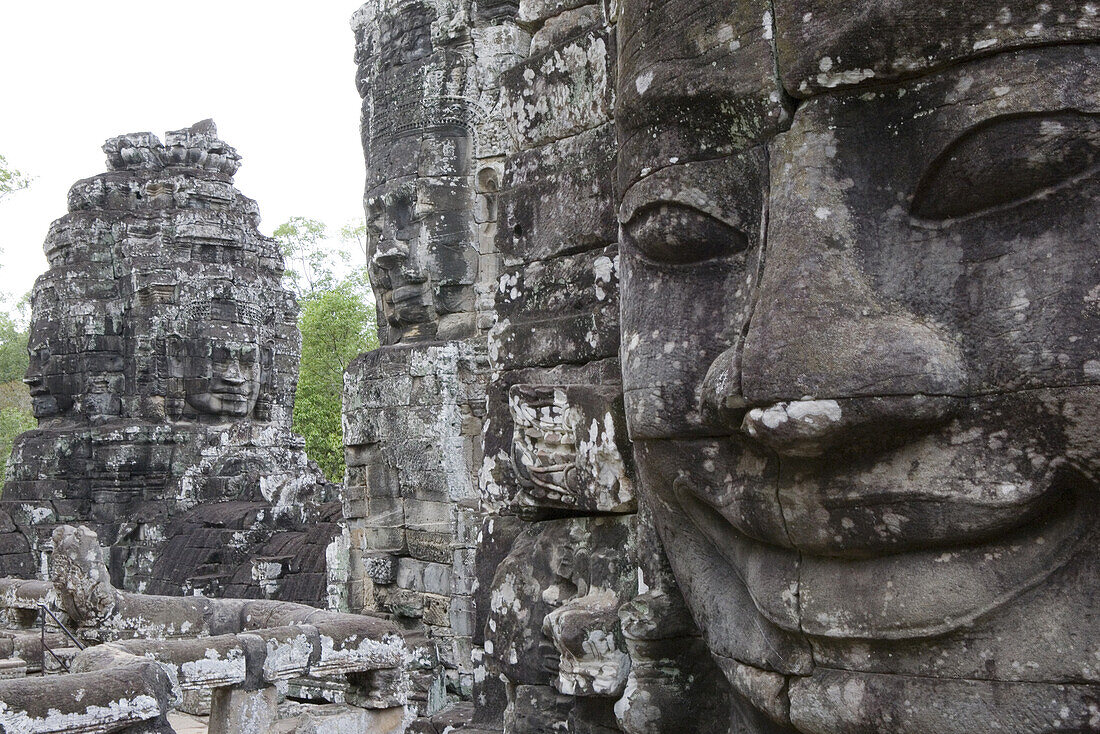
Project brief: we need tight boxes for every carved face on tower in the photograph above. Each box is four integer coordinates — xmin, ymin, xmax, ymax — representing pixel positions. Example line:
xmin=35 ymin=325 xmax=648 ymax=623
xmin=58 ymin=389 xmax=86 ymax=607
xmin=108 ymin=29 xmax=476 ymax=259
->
xmin=168 ymin=301 xmax=270 ymax=421
xmin=365 ymin=129 xmax=478 ymax=344
xmin=179 ymin=324 xmax=262 ymax=418
xmin=618 ymin=0 xmax=1100 ymax=729
xmin=356 ymin=0 xmax=479 ymax=345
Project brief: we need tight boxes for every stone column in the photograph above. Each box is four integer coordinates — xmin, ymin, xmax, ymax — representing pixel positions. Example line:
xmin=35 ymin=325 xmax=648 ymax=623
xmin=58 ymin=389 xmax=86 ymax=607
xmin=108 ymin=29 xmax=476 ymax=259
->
xmin=347 ymin=0 xmax=508 ymax=721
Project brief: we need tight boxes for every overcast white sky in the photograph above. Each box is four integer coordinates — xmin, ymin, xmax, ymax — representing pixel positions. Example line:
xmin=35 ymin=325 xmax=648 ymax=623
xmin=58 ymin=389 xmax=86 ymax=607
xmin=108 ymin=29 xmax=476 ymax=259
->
xmin=0 ymin=1 xmax=367 ymax=311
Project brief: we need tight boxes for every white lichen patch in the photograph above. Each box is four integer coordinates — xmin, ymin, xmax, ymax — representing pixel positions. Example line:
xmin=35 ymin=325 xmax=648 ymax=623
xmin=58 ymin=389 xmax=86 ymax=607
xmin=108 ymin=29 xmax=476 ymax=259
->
xmin=315 ymin=631 xmax=406 ymax=676
xmin=814 ymin=67 xmax=876 ymax=89
xmin=263 ymin=631 xmax=314 ymax=681
xmin=179 ymin=646 xmax=247 ymax=688
xmin=0 ymin=694 xmax=162 ymax=733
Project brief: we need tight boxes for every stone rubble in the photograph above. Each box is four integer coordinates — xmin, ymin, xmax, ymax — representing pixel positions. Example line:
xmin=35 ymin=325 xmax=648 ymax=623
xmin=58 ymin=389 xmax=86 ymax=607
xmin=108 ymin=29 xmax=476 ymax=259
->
xmin=0 ymin=526 xmax=408 ymax=734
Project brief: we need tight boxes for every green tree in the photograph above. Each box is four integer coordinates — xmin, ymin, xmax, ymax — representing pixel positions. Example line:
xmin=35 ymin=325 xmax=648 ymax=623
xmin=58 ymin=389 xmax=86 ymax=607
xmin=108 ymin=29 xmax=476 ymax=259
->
xmin=0 ymin=404 xmax=34 ymax=481
xmin=0 ymin=313 xmax=28 ymax=385
xmin=0 ymin=161 xmax=36 ymax=484
xmin=293 ymin=270 xmax=377 ymax=481
xmin=0 ymin=313 xmax=32 ymax=482
xmin=340 ymin=218 xmax=369 ymax=265
xmin=274 ymin=217 xmax=350 ymax=300
xmin=0 ymin=155 xmax=30 ymax=202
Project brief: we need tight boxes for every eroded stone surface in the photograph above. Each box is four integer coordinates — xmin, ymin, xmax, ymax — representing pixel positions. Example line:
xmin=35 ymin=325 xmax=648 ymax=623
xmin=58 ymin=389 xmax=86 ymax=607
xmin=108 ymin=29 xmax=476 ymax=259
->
xmin=349 ymin=0 xmax=520 ymax=724
xmin=617 ymin=0 xmax=1100 ymax=730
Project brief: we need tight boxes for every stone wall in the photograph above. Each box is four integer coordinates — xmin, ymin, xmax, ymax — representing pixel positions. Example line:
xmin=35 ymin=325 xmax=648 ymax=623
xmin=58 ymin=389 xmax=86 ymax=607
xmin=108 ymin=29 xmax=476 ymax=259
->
xmin=345 ymin=1 xmax=734 ymax=730
xmin=473 ymin=3 xmax=641 ymax=730
xmin=343 ymin=339 xmax=490 ymax=707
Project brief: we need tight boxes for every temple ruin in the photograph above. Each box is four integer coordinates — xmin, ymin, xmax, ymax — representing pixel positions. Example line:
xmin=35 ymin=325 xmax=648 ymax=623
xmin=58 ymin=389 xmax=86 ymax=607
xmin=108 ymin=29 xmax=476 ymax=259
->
xmin=0 ymin=121 xmax=342 ymax=608
xmin=1 ymin=0 xmax=1098 ymax=731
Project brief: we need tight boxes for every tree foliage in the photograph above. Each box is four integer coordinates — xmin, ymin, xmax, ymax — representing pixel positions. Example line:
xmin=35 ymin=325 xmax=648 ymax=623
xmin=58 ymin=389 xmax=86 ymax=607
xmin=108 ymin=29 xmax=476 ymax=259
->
xmin=274 ymin=217 xmax=350 ymax=301
xmin=293 ymin=269 xmax=377 ymax=482
xmin=0 ymin=313 xmax=29 ymax=385
xmin=340 ymin=219 xmax=369 ymax=265
xmin=0 ymin=314 xmax=32 ymax=483
xmin=0 ymin=155 xmax=30 ymax=202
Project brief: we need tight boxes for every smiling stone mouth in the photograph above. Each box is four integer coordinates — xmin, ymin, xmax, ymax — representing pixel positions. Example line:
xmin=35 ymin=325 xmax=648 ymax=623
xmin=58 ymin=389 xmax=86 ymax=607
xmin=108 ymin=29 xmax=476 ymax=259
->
xmin=675 ymin=472 xmax=1096 ymax=640
xmin=213 ymin=388 xmax=251 ymax=397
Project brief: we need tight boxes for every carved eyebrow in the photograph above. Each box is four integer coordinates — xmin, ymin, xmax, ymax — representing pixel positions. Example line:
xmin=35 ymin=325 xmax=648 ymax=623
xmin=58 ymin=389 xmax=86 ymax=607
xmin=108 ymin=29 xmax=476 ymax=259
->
xmin=911 ymin=111 xmax=1100 ymax=221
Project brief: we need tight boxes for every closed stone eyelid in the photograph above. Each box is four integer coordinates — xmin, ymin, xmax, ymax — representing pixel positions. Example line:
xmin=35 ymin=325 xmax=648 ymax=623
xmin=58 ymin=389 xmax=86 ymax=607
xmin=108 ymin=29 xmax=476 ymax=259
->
xmin=910 ymin=110 xmax=1100 ymax=221
xmin=623 ymin=202 xmax=750 ymax=265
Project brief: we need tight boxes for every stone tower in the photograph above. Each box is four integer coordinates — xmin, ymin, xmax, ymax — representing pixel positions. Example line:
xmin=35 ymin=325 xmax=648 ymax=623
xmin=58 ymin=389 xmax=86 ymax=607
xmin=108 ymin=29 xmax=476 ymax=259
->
xmin=1 ymin=121 xmax=340 ymax=604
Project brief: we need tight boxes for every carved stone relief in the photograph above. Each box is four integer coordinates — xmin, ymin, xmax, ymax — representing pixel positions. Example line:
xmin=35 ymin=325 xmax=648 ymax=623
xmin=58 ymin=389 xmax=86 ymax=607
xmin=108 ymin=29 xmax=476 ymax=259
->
xmin=617 ymin=0 xmax=1100 ymax=730
xmin=473 ymin=0 xmax=735 ymax=731
xmin=348 ymin=1 xmax=514 ymax=724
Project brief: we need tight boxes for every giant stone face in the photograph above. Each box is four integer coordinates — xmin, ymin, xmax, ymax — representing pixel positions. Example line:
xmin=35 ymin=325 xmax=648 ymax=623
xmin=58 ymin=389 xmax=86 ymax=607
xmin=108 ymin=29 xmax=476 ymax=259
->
xmin=365 ymin=130 xmax=477 ymax=344
xmin=617 ymin=0 xmax=1100 ymax=730
xmin=356 ymin=0 xmax=480 ymax=345
xmin=177 ymin=323 xmax=263 ymax=419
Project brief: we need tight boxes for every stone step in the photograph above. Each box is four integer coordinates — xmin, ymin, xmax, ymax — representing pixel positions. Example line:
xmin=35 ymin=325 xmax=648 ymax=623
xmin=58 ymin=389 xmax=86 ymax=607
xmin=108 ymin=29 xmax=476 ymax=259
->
xmin=0 ymin=657 xmax=27 ymax=679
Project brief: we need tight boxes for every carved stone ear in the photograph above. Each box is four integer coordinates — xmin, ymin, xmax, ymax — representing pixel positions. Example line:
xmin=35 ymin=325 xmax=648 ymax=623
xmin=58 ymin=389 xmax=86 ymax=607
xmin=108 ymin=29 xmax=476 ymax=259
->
xmin=253 ymin=340 xmax=276 ymax=422
xmin=260 ymin=341 xmax=275 ymax=371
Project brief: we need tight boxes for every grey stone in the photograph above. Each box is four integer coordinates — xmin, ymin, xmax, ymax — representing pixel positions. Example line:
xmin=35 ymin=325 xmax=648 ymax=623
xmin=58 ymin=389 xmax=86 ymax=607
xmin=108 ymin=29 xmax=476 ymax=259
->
xmin=617 ymin=1 xmax=1100 ymax=730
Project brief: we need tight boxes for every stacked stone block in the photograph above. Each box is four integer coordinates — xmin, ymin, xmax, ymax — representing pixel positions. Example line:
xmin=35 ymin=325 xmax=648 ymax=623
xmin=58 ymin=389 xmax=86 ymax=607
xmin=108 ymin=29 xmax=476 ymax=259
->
xmin=470 ymin=1 xmax=735 ymax=731
xmin=473 ymin=3 xmax=636 ymax=731
xmin=347 ymin=0 xmax=526 ymax=725
xmin=343 ymin=340 xmax=490 ymax=706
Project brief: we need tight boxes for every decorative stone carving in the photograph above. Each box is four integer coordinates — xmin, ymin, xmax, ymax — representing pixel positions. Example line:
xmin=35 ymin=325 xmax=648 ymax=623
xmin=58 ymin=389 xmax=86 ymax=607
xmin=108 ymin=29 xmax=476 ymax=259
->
xmin=507 ymin=383 xmax=634 ymax=514
xmin=485 ymin=517 xmax=635 ymax=729
xmin=0 ymin=122 xmax=337 ymax=605
xmin=617 ymin=0 xmax=1100 ymax=730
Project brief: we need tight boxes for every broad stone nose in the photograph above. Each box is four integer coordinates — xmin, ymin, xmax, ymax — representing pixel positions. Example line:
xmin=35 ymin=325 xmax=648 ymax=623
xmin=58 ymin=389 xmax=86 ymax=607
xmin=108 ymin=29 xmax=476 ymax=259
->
xmin=741 ymin=228 xmax=965 ymax=398
xmin=735 ymin=236 xmax=964 ymax=454
xmin=221 ymin=358 xmax=246 ymax=384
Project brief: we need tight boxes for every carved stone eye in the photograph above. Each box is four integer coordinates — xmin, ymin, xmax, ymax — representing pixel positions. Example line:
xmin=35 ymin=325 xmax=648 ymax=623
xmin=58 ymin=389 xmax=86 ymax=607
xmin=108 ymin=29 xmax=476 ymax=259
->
xmin=623 ymin=202 xmax=748 ymax=264
xmin=912 ymin=111 xmax=1100 ymax=220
